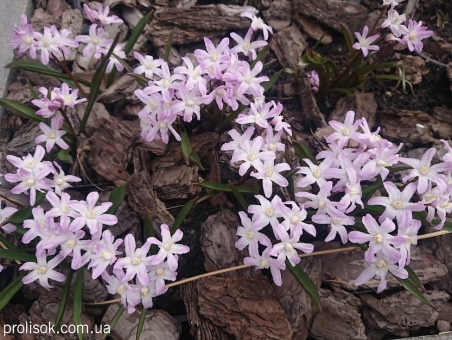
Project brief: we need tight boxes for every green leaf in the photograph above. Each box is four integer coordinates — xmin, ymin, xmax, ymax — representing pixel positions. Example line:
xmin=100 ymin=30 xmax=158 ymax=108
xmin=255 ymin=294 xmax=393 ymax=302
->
xmin=79 ymin=33 xmax=121 ymax=135
xmin=6 ymin=61 xmax=91 ymax=88
xmin=103 ymin=306 xmax=125 ymax=339
xmin=396 ymin=275 xmax=434 ymax=308
xmin=124 ymin=11 xmax=153 ymax=55
xmin=180 ymin=129 xmax=203 ymax=169
xmin=442 ymin=221 xmax=452 ymax=231
xmin=250 ymin=47 xmax=269 ymax=69
xmin=127 ymin=73 xmax=150 ymax=87
xmin=73 ymin=268 xmax=85 ymax=340
xmin=286 ymin=260 xmax=320 ymax=307
xmin=163 ymin=31 xmax=175 ymax=62
xmin=358 ymin=61 xmax=403 ymax=74
xmin=362 ymin=178 xmax=383 ymax=203
xmin=54 ymin=270 xmax=74 ymax=331
xmin=0 ymin=99 xmax=44 ymax=123
xmin=6 ymin=206 xmax=33 ymax=224
xmin=106 ymin=184 xmax=128 ymax=215
xmin=0 ymin=272 xmax=26 ymax=311
xmin=198 ymin=181 xmax=254 ymax=193
xmin=0 ymin=234 xmax=18 ymax=250
xmin=0 ymin=249 xmax=36 ymax=262
xmin=292 ymin=140 xmax=317 ymax=166
xmin=230 ymin=184 xmax=249 ymax=210
xmin=136 ymin=308 xmax=147 ymax=340
xmin=107 ymin=54 xmax=135 ymax=87
xmin=262 ymin=69 xmax=283 ymax=91
xmin=57 ymin=149 xmax=74 ymax=164
xmin=341 ymin=23 xmax=355 ymax=55
xmin=171 ymin=197 xmax=198 ymax=234
xmin=405 ymin=265 xmax=424 ymax=291
xmin=26 ymin=77 xmax=39 ymax=99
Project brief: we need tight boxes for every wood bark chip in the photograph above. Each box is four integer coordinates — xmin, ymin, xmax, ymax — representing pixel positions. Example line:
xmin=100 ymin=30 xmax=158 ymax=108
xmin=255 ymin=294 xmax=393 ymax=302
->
xmin=262 ymin=0 xmax=292 ymax=32
xmin=270 ymin=25 xmax=307 ymax=70
xmin=361 ymin=290 xmax=450 ymax=337
xmin=272 ymin=257 xmax=322 ymax=340
xmin=310 ymin=289 xmax=367 ymax=340
xmin=96 ymin=75 xmax=140 ymax=105
xmin=197 ymin=276 xmax=293 ymax=340
xmin=102 ymin=304 xmax=181 ymax=340
xmin=294 ymin=13 xmax=333 ymax=44
xmin=299 ymin=77 xmax=327 ymax=129
xmin=328 ymin=92 xmax=378 ymax=127
xmin=146 ymin=5 xmax=258 ymax=47
xmin=151 ymin=164 xmax=200 ymax=200
xmin=294 ymin=0 xmax=368 ymax=33
xmin=128 ymin=170 xmax=175 ymax=231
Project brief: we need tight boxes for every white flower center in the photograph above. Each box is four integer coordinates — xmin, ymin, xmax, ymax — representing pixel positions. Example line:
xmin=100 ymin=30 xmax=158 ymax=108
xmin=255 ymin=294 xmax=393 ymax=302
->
xmin=132 ymin=257 xmax=141 ymax=265
xmin=164 ymin=242 xmax=173 ymax=251
xmin=392 ymin=200 xmax=402 ymax=209
xmin=313 ymin=168 xmax=321 ymax=178
xmin=377 ymin=160 xmax=388 ymax=167
xmin=117 ymin=284 xmax=125 ymax=295
xmin=25 ymin=38 xmax=32 ymax=44
xmin=342 ymin=127 xmax=350 ymax=136
xmin=210 ymin=53 xmax=217 ymax=61
xmin=374 ymin=233 xmax=383 ymax=243
xmin=318 ymin=200 xmax=325 ymax=208
xmin=101 ymin=251 xmax=112 ymax=260
xmin=38 ymin=266 xmax=47 ymax=274
xmin=67 ymin=239 xmax=76 ymax=248
xmin=141 ymin=287 xmax=148 ymax=296
xmin=159 ymin=122 xmax=167 ymax=129
xmin=145 ymin=62 xmax=153 ymax=69
xmin=291 ymin=216 xmax=301 ymax=224
xmin=265 ymin=168 xmax=273 ymax=177
xmin=48 ymin=132 xmax=56 ymax=139
xmin=246 ymin=230 xmax=255 ymax=239
xmin=265 ymin=208 xmax=274 ymax=217
xmin=156 ymin=268 xmax=164 ymax=276
xmin=26 ymin=178 xmax=35 ymax=186
xmin=261 ymin=259 xmax=269 ymax=269
xmin=420 ymin=166 xmax=429 ymax=175
xmin=248 ymin=153 xmax=256 ymax=161
xmin=376 ymin=259 xmax=387 ymax=269
xmin=86 ymin=210 xmax=96 ymax=219
xmin=187 ymin=99 xmax=195 ymax=106
xmin=56 ymin=178 xmax=65 ymax=185
xmin=91 ymin=38 xmax=99 ymax=45
xmin=284 ymin=242 xmax=294 ymax=252
xmin=43 ymin=40 xmax=50 ymax=47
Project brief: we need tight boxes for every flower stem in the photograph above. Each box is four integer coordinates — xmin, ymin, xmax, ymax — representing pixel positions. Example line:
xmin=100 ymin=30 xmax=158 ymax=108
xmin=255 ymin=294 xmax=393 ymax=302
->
xmin=51 ymin=53 xmax=87 ymax=98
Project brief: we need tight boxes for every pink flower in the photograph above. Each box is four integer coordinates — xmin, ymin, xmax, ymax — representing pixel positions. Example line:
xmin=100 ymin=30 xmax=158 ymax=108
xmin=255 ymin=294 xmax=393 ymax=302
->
xmin=194 ymin=37 xmax=230 ymax=79
xmin=69 ymin=191 xmax=118 ymax=234
xmin=326 ymin=110 xmax=363 ymax=148
xmin=244 ymin=247 xmax=285 ymax=286
xmin=240 ymin=12 xmax=273 ymax=40
xmin=35 ymin=116 xmax=68 ymax=153
xmin=235 ymin=211 xmax=272 ymax=256
xmin=83 ymin=3 xmax=124 ymax=26
xmin=114 ymin=234 xmax=153 ymax=285
xmin=352 ymin=26 xmax=380 ymax=57
xmin=231 ymin=136 xmax=276 ymax=176
xmin=251 ymin=159 xmax=290 ymax=198
xmin=148 ymin=224 xmax=190 ymax=271
xmin=401 ymin=20 xmax=433 ymax=53
xmin=270 ymin=224 xmax=314 ymax=266
xmin=134 ymin=52 xmax=164 ymax=79
xmin=348 ymin=214 xmax=402 ymax=264
xmin=75 ymin=24 xmax=113 ymax=59
xmin=88 ymin=230 xmax=123 ymax=279
xmin=354 ymin=253 xmax=408 ymax=293
xmin=20 ymin=252 xmax=65 ymax=289
xmin=9 ymin=14 xmax=35 ymax=55
xmin=231 ymin=27 xmax=267 ymax=60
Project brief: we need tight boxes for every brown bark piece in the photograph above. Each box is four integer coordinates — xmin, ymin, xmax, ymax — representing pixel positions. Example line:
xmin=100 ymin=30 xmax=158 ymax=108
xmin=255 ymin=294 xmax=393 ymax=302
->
xmin=147 ymin=5 xmax=258 ymax=47
xmin=294 ymin=13 xmax=333 ymax=44
xmin=270 ymin=25 xmax=307 ymax=70
xmin=328 ymin=93 xmax=378 ymax=128
xmin=103 ymin=304 xmax=181 ymax=340
xmin=197 ymin=276 xmax=293 ymax=340
xmin=200 ymin=209 xmax=247 ymax=275
xmin=361 ymin=290 xmax=450 ymax=337
xmin=294 ymin=0 xmax=368 ymax=33
xmin=299 ymin=77 xmax=327 ymax=129
xmin=310 ymin=289 xmax=366 ymax=340
xmin=273 ymin=257 xmax=322 ymax=340
xmin=128 ymin=171 xmax=175 ymax=231
xmin=97 ymin=75 xmax=140 ymax=105
xmin=151 ymin=164 xmax=200 ymax=200
xmin=262 ymin=0 xmax=293 ymax=32
xmin=87 ymin=115 xmax=135 ymax=185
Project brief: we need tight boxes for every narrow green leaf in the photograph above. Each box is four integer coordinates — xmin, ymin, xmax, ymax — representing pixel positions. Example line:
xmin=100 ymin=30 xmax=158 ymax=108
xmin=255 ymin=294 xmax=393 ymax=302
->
xmin=0 ymin=99 xmax=45 ymax=123
xmin=287 ymin=171 xmax=296 ymax=202
xmin=180 ymin=129 xmax=192 ymax=165
xmin=293 ymin=141 xmax=317 ymax=165
xmin=405 ymin=265 xmax=424 ymax=291
xmin=198 ymin=181 xmax=254 ymax=193
xmin=362 ymin=178 xmax=383 ymax=202
xmin=57 ymin=149 xmax=74 ymax=164
xmin=171 ymin=197 xmax=198 ymax=234
xmin=0 ymin=272 xmax=26 ymax=311
xmin=0 ymin=249 xmax=36 ymax=262
xmin=127 ymin=73 xmax=150 ymax=87
xmin=286 ymin=260 xmax=320 ymax=308
xmin=189 ymin=151 xmax=204 ymax=170
xmin=389 ymin=166 xmax=411 ymax=173
xmin=54 ymin=270 xmax=74 ymax=331
xmin=230 ymin=184 xmax=249 ymax=210
xmin=252 ymin=178 xmax=260 ymax=196
xmin=250 ymin=47 xmax=269 ymax=69
xmin=6 ymin=61 xmax=91 ymax=88
xmin=0 ymin=234 xmax=18 ymax=250
xmin=79 ymin=33 xmax=121 ymax=135
xmin=106 ymin=184 xmax=128 ymax=215
xmin=124 ymin=11 xmax=154 ymax=55
xmin=341 ymin=23 xmax=355 ymax=55
xmin=396 ymin=276 xmax=434 ymax=308
xmin=73 ymin=268 xmax=85 ymax=340
xmin=262 ymin=69 xmax=283 ymax=91
xmin=441 ymin=221 xmax=452 ymax=231
xmin=283 ymin=168 xmax=298 ymax=179
xmin=358 ymin=61 xmax=402 ymax=74
xmin=163 ymin=31 xmax=175 ymax=62
xmin=26 ymin=78 xmax=39 ymax=99
xmin=103 ymin=306 xmax=125 ymax=339
xmin=136 ymin=308 xmax=147 ymax=340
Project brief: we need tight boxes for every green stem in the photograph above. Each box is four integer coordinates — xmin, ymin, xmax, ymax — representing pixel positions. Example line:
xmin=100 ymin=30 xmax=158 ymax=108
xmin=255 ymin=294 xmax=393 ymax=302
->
xmin=51 ymin=53 xmax=87 ymax=98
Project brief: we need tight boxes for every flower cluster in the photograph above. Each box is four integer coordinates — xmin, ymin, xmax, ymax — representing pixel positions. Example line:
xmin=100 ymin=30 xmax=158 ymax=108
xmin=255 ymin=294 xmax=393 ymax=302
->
xmin=353 ymin=0 xmax=433 ymax=56
xmin=133 ymin=11 xmax=271 ymax=144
